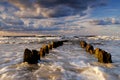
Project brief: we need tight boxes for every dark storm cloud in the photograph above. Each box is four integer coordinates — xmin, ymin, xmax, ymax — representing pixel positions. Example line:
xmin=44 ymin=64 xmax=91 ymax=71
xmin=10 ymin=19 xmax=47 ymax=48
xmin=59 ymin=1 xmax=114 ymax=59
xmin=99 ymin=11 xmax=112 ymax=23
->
xmin=8 ymin=0 xmax=107 ymax=18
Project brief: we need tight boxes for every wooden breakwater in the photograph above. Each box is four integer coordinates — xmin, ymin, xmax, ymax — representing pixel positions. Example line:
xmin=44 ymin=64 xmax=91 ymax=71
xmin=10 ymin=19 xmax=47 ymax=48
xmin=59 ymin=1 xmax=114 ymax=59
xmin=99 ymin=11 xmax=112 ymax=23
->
xmin=80 ymin=40 xmax=112 ymax=63
xmin=23 ymin=40 xmax=112 ymax=64
xmin=23 ymin=40 xmax=68 ymax=64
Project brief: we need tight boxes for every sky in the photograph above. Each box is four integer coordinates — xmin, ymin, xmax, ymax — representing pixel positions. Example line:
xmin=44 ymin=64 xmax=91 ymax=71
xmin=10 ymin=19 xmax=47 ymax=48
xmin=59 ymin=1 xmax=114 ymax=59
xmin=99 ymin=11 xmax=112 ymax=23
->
xmin=0 ymin=0 xmax=120 ymax=18
xmin=91 ymin=0 xmax=120 ymax=18
xmin=0 ymin=0 xmax=120 ymax=31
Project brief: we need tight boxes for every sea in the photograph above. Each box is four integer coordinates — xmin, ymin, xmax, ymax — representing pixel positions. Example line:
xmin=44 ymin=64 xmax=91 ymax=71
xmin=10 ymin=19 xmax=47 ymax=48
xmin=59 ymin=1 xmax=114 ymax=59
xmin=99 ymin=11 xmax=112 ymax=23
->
xmin=0 ymin=28 xmax=120 ymax=80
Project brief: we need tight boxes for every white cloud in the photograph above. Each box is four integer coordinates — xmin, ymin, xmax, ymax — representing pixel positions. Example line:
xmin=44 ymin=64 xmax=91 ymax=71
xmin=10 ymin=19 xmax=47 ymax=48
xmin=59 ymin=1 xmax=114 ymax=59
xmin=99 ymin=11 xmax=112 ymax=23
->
xmin=7 ymin=0 xmax=107 ymax=18
xmin=88 ymin=18 xmax=120 ymax=25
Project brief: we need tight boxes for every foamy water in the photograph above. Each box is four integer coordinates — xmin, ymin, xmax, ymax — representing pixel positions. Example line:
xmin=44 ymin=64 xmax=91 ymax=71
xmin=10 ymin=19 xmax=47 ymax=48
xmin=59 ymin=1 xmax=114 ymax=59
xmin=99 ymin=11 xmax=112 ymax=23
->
xmin=0 ymin=36 xmax=120 ymax=80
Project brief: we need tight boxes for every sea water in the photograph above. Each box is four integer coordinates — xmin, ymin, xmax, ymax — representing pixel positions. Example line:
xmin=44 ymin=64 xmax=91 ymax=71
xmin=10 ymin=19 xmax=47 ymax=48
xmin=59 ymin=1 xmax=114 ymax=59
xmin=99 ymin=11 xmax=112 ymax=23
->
xmin=0 ymin=35 xmax=120 ymax=80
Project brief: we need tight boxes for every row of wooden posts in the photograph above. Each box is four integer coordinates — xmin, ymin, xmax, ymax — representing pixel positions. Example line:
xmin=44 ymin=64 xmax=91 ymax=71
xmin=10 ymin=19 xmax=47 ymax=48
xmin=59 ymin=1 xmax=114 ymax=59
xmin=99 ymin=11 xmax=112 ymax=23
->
xmin=23 ymin=40 xmax=112 ymax=64
xmin=80 ymin=40 xmax=112 ymax=63
xmin=23 ymin=40 xmax=66 ymax=64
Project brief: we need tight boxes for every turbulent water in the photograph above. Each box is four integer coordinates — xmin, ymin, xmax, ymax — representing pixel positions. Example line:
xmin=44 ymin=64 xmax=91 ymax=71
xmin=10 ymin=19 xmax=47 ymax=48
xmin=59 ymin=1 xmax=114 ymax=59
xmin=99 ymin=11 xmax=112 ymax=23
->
xmin=0 ymin=35 xmax=120 ymax=80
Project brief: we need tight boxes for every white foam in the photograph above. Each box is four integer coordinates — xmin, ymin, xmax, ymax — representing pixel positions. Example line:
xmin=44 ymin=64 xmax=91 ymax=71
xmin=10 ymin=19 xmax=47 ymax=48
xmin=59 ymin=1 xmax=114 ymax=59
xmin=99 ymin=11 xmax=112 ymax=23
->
xmin=70 ymin=61 xmax=91 ymax=68
xmin=80 ymin=66 xmax=107 ymax=80
xmin=0 ymin=36 xmax=61 ymax=44
xmin=0 ymin=67 xmax=9 ymax=75
xmin=88 ymin=36 xmax=120 ymax=41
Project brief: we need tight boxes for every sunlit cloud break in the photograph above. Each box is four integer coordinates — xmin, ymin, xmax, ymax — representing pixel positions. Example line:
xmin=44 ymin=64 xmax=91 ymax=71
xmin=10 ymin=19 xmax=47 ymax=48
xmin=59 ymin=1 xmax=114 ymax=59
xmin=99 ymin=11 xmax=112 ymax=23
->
xmin=7 ymin=0 xmax=107 ymax=18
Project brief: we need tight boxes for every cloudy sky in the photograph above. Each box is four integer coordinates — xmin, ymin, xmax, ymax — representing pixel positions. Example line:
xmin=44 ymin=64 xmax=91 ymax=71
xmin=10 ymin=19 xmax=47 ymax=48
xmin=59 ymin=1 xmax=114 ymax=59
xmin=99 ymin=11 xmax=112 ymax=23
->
xmin=0 ymin=0 xmax=120 ymax=18
xmin=0 ymin=0 xmax=120 ymax=32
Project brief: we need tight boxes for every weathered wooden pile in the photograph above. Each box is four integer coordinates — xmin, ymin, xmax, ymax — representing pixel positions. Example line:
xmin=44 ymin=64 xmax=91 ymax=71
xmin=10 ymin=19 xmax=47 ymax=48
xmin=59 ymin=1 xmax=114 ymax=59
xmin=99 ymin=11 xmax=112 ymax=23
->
xmin=80 ymin=40 xmax=112 ymax=63
xmin=23 ymin=40 xmax=66 ymax=64
xmin=23 ymin=40 xmax=112 ymax=64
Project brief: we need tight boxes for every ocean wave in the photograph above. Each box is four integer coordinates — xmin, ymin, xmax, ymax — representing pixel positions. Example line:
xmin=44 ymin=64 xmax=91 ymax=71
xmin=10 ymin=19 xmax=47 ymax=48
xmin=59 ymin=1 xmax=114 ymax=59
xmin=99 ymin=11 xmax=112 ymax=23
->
xmin=87 ymin=36 xmax=120 ymax=41
xmin=0 ymin=36 xmax=61 ymax=44
xmin=0 ymin=35 xmax=120 ymax=80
